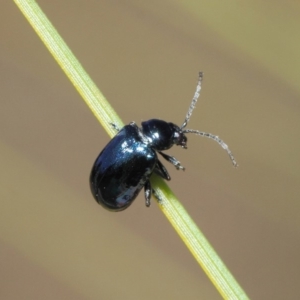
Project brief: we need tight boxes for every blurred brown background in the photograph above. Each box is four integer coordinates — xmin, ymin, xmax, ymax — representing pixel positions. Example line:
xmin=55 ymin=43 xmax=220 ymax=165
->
xmin=1 ymin=1 xmax=299 ymax=299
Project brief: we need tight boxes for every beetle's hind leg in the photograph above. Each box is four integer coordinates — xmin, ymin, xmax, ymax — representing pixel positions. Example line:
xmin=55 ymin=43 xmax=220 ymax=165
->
xmin=152 ymin=188 xmax=163 ymax=203
xmin=144 ymin=180 xmax=152 ymax=207
xmin=158 ymin=151 xmax=185 ymax=171
xmin=144 ymin=180 xmax=164 ymax=207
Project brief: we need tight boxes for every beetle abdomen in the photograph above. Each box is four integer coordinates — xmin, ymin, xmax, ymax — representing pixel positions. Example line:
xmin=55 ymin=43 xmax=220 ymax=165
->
xmin=90 ymin=125 xmax=157 ymax=211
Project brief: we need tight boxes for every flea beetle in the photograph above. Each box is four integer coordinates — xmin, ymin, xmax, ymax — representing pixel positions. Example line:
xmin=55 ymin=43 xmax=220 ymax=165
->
xmin=90 ymin=73 xmax=237 ymax=211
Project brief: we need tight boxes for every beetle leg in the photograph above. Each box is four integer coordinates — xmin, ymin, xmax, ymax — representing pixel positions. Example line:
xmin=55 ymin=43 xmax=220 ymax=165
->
xmin=158 ymin=151 xmax=185 ymax=171
xmin=145 ymin=181 xmax=164 ymax=207
xmin=109 ymin=123 xmax=120 ymax=132
xmin=144 ymin=180 xmax=152 ymax=207
xmin=152 ymin=188 xmax=163 ymax=203
xmin=154 ymin=159 xmax=171 ymax=180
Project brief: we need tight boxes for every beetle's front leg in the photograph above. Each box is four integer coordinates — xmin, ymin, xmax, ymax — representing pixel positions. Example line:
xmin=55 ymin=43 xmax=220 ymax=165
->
xmin=158 ymin=151 xmax=185 ymax=171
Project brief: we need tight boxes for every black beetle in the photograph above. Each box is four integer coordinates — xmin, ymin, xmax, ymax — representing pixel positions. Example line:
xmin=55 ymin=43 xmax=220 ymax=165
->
xmin=90 ymin=72 xmax=237 ymax=211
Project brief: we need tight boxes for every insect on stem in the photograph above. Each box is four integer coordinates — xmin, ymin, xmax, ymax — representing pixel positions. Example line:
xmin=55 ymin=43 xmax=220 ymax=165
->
xmin=90 ymin=71 xmax=238 ymax=212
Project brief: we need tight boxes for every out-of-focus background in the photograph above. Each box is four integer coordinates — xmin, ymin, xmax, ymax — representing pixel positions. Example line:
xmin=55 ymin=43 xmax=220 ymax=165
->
xmin=1 ymin=1 xmax=299 ymax=299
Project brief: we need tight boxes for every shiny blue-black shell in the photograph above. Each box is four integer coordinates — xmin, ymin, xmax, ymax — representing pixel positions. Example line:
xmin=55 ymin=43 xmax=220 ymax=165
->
xmin=90 ymin=124 xmax=157 ymax=211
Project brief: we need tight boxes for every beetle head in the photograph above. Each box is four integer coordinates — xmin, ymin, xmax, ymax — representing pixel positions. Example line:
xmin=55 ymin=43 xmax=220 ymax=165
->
xmin=141 ymin=119 xmax=187 ymax=151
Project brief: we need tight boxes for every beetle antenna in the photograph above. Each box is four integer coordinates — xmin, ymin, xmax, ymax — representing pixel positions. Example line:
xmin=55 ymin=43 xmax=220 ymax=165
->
xmin=182 ymin=129 xmax=238 ymax=167
xmin=181 ymin=72 xmax=203 ymax=129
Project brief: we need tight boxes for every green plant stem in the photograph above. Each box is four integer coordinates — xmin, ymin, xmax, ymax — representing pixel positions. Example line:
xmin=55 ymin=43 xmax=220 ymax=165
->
xmin=14 ymin=0 xmax=249 ymax=299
